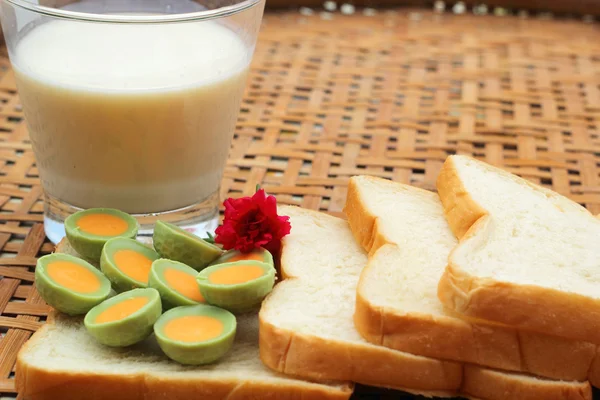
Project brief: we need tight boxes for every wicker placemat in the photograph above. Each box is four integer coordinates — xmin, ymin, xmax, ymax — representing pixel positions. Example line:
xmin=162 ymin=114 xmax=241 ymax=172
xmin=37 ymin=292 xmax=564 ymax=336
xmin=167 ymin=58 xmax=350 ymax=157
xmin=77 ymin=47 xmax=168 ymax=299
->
xmin=0 ymin=9 xmax=599 ymax=399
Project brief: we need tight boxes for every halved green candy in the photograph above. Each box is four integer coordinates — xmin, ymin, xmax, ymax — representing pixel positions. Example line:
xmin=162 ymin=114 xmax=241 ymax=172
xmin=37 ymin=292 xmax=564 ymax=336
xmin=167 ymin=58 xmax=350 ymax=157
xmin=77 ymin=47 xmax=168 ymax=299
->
xmin=196 ymin=261 xmax=275 ymax=313
xmin=35 ymin=253 xmax=111 ymax=315
xmin=154 ymin=304 xmax=236 ymax=365
xmin=152 ymin=221 xmax=222 ymax=271
xmin=65 ymin=208 xmax=138 ymax=262
xmin=209 ymin=247 xmax=273 ymax=268
xmin=148 ymin=259 xmax=205 ymax=310
xmin=100 ymin=238 xmax=159 ymax=293
xmin=84 ymin=288 xmax=161 ymax=347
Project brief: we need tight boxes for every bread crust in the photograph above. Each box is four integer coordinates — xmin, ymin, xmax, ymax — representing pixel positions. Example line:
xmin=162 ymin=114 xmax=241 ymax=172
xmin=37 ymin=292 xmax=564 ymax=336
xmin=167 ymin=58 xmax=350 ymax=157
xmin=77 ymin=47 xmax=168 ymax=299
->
xmin=435 ymin=157 xmax=487 ymax=241
xmin=17 ymin=319 xmax=353 ymax=400
xmin=436 ymin=156 xmax=600 ymax=345
xmin=590 ymin=348 xmax=600 ymax=388
xmin=461 ymin=365 xmax=592 ymax=400
xmin=343 ymin=181 xmax=377 ymax=253
xmin=346 ymin=175 xmax=596 ymax=381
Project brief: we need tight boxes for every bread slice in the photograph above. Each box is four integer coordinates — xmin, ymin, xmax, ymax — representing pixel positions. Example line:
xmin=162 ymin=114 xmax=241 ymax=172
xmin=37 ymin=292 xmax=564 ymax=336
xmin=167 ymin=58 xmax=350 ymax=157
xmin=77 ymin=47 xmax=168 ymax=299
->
xmin=16 ymin=239 xmax=353 ymax=400
xmin=344 ymin=175 xmax=596 ymax=381
xmin=260 ymin=205 xmax=592 ymax=399
xmin=436 ymin=155 xmax=600 ymax=344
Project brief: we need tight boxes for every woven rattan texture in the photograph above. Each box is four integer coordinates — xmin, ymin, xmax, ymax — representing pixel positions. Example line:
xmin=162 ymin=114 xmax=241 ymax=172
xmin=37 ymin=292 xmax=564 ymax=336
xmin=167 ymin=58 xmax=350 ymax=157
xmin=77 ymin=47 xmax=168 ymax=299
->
xmin=1 ymin=9 xmax=600 ymax=399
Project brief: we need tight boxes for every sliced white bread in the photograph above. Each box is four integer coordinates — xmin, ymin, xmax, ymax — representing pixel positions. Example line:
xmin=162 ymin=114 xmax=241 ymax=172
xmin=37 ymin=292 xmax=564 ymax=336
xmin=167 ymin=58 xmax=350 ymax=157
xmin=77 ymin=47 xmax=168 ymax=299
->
xmin=17 ymin=239 xmax=352 ymax=400
xmin=259 ymin=205 xmax=592 ymax=400
xmin=436 ymin=155 xmax=600 ymax=344
xmin=344 ymin=175 xmax=596 ymax=381
xmin=260 ymin=206 xmax=462 ymax=396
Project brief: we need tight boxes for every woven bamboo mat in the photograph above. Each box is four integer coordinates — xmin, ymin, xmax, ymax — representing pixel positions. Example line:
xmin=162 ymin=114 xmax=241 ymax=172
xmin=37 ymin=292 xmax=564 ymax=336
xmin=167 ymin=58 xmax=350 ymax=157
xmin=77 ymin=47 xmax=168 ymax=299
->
xmin=0 ymin=8 xmax=599 ymax=399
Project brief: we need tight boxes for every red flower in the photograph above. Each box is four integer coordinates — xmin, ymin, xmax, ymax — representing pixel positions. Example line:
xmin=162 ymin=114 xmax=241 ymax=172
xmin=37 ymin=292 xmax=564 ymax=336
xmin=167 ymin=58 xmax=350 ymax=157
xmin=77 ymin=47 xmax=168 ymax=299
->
xmin=215 ymin=189 xmax=291 ymax=254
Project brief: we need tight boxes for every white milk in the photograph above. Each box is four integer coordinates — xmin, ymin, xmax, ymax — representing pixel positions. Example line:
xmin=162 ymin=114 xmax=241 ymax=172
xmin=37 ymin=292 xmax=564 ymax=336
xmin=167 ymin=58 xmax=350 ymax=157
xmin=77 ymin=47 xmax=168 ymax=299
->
xmin=13 ymin=19 xmax=250 ymax=213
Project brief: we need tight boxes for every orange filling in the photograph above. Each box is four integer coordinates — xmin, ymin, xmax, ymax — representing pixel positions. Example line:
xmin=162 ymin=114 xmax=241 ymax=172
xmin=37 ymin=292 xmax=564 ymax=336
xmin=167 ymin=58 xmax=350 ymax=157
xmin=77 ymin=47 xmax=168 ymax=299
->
xmin=208 ymin=264 xmax=264 ymax=285
xmin=113 ymin=249 xmax=152 ymax=284
xmin=46 ymin=261 xmax=101 ymax=294
xmin=164 ymin=268 xmax=204 ymax=302
xmin=227 ymin=251 xmax=264 ymax=263
xmin=95 ymin=296 xmax=149 ymax=324
xmin=163 ymin=315 xmax=224 ymax=343
xmin=76 ymin=213 xmax=129 ymax=236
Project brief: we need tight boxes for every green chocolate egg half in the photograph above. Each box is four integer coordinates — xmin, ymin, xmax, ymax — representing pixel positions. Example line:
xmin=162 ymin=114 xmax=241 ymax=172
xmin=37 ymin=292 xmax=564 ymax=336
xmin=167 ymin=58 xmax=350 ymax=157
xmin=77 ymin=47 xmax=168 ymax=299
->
xmin=154 ymin=304 xmax=236 ymax=365
xmin=35 ymin=253 xmax=112 ymax=315
xmin=196 ymin=261 xmax=275 ymax=313
xmin=84 ymin=288 xmax=161 ymax=347
xmin=65 ymin=208 xmax=138 ymax=262
xmin=152 ymin=221 xmax=222 ymax=271
xmin=100 ymin=238 xmax=160 ymax=293
xmin=209 ymin=248 xmax=273 ymax=268
xmin=149 ymin=259 xmax=205 ymax=310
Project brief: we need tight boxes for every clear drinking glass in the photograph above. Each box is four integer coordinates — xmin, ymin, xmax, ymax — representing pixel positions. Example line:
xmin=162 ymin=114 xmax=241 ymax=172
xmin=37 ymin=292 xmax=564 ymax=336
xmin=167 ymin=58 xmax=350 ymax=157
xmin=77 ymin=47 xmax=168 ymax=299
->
xmin=0 ymin=0 xmax=265 ymax=243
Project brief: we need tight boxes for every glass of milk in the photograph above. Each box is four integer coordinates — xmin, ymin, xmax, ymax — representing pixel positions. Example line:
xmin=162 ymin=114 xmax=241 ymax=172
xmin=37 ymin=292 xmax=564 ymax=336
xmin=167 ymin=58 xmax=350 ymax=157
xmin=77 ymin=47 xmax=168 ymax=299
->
xmin=0 ymin=0 xmax=264 ymax=243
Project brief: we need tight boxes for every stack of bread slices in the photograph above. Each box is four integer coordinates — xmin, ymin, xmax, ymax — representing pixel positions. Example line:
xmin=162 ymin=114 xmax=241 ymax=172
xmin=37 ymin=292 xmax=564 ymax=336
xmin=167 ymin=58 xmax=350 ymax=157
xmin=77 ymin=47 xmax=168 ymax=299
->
xmin=18 ymin=155 xmax=600 ymax=399
xmin=260 ymin=155 xmax=600 ymax=399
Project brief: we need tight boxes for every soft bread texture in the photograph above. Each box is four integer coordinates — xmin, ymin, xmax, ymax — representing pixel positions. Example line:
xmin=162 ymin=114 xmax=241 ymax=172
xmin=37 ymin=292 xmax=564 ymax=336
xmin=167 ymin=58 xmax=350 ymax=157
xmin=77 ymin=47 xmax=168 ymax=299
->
xmin=436 ymin=155 xmax=600 ymax=344
xmin=344 ymin=175 xmax=596 ymax=381
xmin=16 ymin=239 xmax=352 ymax=400
xmin=260 ymin=206 xmax=592 ymax=400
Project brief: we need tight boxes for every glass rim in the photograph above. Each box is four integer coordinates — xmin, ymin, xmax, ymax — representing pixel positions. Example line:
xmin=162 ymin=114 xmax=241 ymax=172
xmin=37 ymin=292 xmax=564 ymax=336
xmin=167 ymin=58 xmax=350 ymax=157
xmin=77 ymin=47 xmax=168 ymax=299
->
xmin=2 ymin=0 xmax=263 ymax=23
